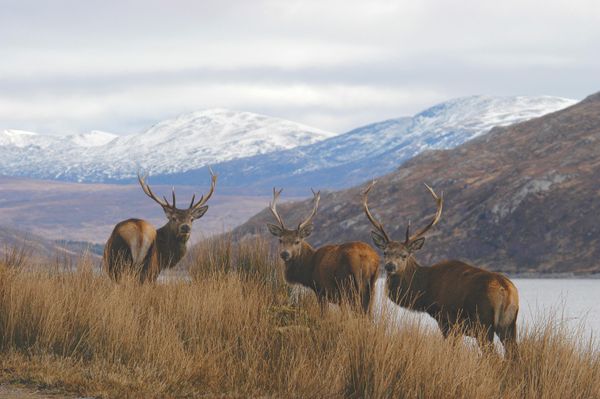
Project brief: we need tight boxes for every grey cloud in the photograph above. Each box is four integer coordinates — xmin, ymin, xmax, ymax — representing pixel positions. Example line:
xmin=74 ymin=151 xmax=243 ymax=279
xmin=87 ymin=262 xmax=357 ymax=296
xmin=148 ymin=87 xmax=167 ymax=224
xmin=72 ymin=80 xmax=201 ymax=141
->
xmin=0 ymin=0 xmax=597 ymax=134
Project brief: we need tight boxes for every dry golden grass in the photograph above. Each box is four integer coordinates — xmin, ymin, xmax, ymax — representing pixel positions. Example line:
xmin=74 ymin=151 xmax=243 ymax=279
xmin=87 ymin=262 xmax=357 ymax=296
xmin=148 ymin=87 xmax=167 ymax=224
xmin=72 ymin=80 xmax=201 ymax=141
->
xmin=0 ymin=237 xmax=599 ymax=398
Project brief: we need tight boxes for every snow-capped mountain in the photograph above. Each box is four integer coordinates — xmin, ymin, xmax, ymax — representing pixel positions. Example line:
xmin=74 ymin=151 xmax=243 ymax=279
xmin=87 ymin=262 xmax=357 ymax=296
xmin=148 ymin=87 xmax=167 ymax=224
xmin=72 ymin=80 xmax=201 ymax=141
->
xmin=0 ymin=109 xmax=334 ymax=182
xmin=0 ymin=97 xmax=576 ymax=188
xmin=149 ymin=95 xmax=576 ymax=191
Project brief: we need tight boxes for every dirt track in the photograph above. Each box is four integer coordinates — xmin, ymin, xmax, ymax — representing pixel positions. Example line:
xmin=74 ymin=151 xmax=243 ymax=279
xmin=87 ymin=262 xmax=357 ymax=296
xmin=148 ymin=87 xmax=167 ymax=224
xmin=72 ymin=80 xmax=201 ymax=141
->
xmin=0 ymin=385 xmax=78 ymax=399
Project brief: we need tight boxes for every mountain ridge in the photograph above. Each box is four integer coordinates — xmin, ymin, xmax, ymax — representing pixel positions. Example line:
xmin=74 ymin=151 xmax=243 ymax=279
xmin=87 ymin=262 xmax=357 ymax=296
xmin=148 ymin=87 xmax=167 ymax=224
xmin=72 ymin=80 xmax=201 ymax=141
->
xmin=231 ymin=92 xmax=600 ymax=273
xmin=0 ymin=96 xmax=576 ymax=190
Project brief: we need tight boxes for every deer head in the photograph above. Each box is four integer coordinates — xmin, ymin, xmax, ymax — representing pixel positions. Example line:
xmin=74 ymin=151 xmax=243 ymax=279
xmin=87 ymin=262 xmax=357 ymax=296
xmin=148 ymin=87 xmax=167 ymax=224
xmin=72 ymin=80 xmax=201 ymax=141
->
xmin=266 ymin=188 xmax=321 ymax=262
xmin=137 ymin=168 xmax=217 ymax=242
xmin=362 ymin=181 xmax=443 ymax=274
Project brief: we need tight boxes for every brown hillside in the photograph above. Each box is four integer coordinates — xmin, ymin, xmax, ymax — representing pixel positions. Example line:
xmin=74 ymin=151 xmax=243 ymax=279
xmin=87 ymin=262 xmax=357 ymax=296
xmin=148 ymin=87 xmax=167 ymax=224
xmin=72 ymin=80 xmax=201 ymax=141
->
xmin=0 ymin=177 xmax=274 ymax=244
xmin=234 ymin=92 xmax=600 ymax=273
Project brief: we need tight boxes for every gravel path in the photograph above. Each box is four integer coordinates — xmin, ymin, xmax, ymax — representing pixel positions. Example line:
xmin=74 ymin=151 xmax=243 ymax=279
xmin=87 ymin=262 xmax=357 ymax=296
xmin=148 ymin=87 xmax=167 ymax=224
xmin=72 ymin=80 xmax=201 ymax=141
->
xmin=0 ymin=385 xmax=80 ymax=399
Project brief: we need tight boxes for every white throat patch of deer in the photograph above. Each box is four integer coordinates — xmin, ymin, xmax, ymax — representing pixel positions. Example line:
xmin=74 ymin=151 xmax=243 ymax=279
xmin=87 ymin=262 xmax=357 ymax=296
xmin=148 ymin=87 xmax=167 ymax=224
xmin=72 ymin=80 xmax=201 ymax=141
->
xmin=266 ymin=188 xmax=380 ymax=315
xmin=363 ymin=181 xmax=519 ymax=356
xmin=103 ymin=169 xmax=217 ymax=283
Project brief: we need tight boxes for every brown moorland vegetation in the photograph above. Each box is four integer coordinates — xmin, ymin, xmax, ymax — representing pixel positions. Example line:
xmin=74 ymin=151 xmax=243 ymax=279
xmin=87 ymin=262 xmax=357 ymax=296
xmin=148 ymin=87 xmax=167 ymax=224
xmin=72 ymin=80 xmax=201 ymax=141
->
xmin=0 ymin=237 xmax=599 ymax=398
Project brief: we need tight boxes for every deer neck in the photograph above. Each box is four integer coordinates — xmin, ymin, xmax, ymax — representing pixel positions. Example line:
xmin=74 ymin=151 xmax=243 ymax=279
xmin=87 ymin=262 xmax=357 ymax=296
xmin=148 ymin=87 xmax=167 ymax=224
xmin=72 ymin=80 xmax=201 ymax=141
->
xmin=283 ymin=241 xmax=317 ymax=288
xmin=386 ymin=257 xmax=429 ymax=311
xmin=156 ymin=223 xmax=188 ymax=271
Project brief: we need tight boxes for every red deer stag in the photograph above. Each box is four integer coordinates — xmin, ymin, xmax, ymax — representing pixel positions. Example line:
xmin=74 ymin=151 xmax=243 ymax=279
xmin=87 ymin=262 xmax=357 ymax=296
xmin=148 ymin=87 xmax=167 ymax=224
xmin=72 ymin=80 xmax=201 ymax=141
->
xmin=103 ymin=169 xmax=217 ymax=283
xmin=362 ymin=181 xmax=519 ymax=354
xmin=266 ymin=188 xmax=379 ymax=314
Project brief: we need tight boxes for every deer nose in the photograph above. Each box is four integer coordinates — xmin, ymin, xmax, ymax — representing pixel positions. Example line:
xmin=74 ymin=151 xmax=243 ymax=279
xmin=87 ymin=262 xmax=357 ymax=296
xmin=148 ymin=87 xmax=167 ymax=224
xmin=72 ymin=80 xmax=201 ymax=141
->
xmin=384 ymin=262 xmax=396 ymax=273
xmin=180 ymin=225 xmax=191 ymax=234
xmin=280 ymin=251 xmax=291 ymax=261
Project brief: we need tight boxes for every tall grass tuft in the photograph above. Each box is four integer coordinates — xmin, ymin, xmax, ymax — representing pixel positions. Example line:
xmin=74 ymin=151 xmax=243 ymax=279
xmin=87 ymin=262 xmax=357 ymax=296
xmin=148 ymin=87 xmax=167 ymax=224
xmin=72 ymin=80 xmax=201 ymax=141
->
xmin=188 ymin=233 xmax=234 ymax=278
xmin=2 ymin=242 xmax=31 ymax=269
xmin=189 ymin=234 xmax=285 ymax=292
xmin=0 ymin=238 xmax=599 ymax=398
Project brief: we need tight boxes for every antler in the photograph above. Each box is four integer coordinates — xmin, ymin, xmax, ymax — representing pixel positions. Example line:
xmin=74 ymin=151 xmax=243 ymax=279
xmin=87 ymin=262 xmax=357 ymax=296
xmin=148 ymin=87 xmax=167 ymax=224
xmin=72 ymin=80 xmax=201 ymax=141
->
xmin=269 ymin=188 xmax=286 ymax=229
xmin=298 ymin=189 xmax=321 ymax=230
xmin=138 ymin=168 xmax=217 ymax=211
xmin=405 ymin=183 xmax=443 ymax=243
xmin=189 ymin=166 xmax=218 ymax=210
xmin=138 ymin=172 xmax=172 ymax=209
xmin=362 ymin=180 xmax=391 ymax=243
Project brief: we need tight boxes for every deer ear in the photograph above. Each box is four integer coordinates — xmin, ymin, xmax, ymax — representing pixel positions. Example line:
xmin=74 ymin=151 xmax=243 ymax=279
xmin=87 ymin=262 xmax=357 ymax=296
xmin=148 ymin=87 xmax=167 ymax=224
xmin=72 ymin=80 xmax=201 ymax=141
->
xmin=298 ymin=223 xmax=313 ymax=238
xmin=370 ymin=231 xmax=388 ymax=250
xmin=191 ymin=205 xmax=209 ymax=219
xmin=408 ymin=237 xmax=425 ymax=252
xmin=267 ymin=223 xmax=284 ymax=237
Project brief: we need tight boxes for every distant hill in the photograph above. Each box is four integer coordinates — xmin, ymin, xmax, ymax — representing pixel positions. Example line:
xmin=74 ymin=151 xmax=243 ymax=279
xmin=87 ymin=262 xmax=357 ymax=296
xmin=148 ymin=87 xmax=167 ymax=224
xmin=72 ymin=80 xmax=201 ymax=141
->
xmin=0 ymin=176 xmax=279 ymax=244
xmin=0 ymin=225 xmax=100 ymax=264
xmin=233 ymin=92 xmax=600 ymax=274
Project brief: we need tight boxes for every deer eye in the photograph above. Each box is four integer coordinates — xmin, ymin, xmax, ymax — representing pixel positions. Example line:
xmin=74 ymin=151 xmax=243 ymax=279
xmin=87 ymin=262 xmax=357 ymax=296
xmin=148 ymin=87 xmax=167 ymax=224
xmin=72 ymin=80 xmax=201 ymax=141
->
xmin=294 ymin=240 xmax=300 ymax=245
xmin=279 ymin=239 xmax=283 ymax=244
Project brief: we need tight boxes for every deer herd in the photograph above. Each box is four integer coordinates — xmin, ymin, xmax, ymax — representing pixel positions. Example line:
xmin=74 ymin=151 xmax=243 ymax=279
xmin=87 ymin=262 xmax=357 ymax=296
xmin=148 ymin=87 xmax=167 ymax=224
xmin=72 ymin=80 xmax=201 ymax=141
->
xmin=104 ymin=170 xmax=519 ymax=355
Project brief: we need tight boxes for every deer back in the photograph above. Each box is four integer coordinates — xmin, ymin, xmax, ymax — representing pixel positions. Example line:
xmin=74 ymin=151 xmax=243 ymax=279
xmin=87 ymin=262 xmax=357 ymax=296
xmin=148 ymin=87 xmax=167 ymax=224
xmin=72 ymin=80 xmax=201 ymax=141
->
xmin=415 ymin=260 xmax=518 ymax=327
xmin=310 ymin=241 xmax=380 ymax=293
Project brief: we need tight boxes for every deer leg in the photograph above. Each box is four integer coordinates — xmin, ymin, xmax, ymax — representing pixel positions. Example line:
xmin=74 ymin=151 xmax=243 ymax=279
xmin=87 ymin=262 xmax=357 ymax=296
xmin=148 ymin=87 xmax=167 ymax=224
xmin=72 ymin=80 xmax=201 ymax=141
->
xmin=351 ymin=276 xmax=364 ymax=314
xmin=475 ymin=324 xmax=497 ymax=357
xmin=340 ymin=274 xmax=358 ymax=313
xmin=498 ymin=320 xmax=518 ymax=360
xmin=338 ymin=275 xmax=360 ymax=314
xmin=360 ymin=280 xmax=373 ymax=316
xmin=438 ymin=321 xmax=451 ymax=339
xmin=351 ymin=269 xmax=375 ymax=316
xmin=368 ymin=274 xmax=378 ymax=317
xmin=317 ymin=293 xmax=328 ymax=316
xmin=108 ymin=247 xmax=133 ymax=283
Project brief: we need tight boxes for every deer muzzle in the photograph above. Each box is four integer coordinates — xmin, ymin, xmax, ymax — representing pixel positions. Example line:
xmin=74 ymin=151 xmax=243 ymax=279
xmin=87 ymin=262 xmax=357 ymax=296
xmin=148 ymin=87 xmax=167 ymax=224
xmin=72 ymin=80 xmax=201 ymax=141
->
xmin=280 ymin=250 xmax=291 ymax=261
xmin=384 ymin=262 xmax=397 ymax=273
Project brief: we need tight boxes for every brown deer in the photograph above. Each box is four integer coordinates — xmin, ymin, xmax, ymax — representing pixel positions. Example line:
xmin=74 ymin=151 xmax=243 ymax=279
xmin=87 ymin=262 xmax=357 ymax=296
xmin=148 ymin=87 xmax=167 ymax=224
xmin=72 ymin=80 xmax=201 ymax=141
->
xmin=362 ymin=181 xmax=519 ymax=355
xmin=103 ymin=169 xmax=217 ymax=283
xmin=266 ymin=188 xmax=380 ymax=314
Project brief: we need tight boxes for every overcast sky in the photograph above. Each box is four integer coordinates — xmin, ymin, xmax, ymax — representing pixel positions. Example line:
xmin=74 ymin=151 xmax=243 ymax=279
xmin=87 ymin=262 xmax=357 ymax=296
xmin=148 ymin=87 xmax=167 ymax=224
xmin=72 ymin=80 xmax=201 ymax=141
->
xmin=0 ymin=0 xmax=598 ymax=135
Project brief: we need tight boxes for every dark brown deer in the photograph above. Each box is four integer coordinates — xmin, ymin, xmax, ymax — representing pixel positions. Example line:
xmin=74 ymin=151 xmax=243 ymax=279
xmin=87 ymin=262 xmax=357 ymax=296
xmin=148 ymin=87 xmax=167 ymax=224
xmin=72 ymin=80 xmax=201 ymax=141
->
xmin=103 ymin=169 xmax=217 ymax=283
xmin=266 ymin=188 xmax=380 ymax=314
xmin=362 ymin=181 xmax=519 ymax=355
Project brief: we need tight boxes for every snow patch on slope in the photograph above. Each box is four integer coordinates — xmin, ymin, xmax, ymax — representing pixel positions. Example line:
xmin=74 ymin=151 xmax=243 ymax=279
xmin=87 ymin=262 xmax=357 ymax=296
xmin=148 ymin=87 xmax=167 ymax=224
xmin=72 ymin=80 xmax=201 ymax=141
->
xmin=0 ymin=109 xmax=334 ymax=181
